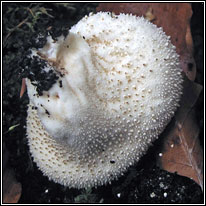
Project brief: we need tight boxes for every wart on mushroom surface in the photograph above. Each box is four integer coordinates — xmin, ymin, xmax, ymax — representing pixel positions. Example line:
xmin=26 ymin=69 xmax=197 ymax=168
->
xmin=25 ymin=12 xmax=183 ymax=189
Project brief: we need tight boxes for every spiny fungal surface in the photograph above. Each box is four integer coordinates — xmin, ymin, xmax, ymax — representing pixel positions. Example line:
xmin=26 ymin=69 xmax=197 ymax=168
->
xmin=26 ymin=12 xmax=183 ymax=189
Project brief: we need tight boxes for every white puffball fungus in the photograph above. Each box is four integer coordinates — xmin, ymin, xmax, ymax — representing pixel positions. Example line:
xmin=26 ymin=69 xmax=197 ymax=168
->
xmin=26 ymin=12 xmax=183 ymax=189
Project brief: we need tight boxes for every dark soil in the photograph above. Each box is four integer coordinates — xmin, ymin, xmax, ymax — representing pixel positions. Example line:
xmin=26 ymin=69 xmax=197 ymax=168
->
xmin=2 ymin=2 xmax=204 ymax=204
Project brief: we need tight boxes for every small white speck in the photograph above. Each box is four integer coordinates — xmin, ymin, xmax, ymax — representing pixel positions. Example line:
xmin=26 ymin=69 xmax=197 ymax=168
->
xmin=159 ymin=182 xmax=164 ymax=188
xmin=45 ymin=189 xmax=49 ymax=193
xmin=150 ymin=192 xmax=156 ymax=198
xmin=171 ymin=144 xmax=174 ymax=148
xmin=159 ymin=153 xmax=163 ymax=157
xmin=117 ymin=193 xmax=121 ymax=198
xmin=163 ymin=192 xmax=167 ymax=197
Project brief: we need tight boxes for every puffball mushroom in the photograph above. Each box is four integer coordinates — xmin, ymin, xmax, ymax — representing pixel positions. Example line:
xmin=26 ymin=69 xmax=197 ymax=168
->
xmin=26 ymin=12 xmax=183 ymax=189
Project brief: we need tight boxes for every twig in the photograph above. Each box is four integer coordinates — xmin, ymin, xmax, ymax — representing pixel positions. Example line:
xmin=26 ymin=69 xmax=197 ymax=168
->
xmin=26 ymin=7 xmax=35 ymax=18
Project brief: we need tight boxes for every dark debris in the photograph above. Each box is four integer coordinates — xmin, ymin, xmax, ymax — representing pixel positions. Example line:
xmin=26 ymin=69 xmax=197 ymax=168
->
xmin=21 ymin=55 xmax=59 ymax=96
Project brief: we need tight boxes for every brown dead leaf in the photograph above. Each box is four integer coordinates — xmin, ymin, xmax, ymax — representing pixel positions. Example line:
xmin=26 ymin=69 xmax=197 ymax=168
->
xmin=3 ymin=143 xmax=22 ymax=203
xmin=156 ymin=78 xmax=203 ymax=189
xmin=97 ymin=3 xmax=196 ymax=81
xmin=97 ymin=3 xmax=203 ymax=188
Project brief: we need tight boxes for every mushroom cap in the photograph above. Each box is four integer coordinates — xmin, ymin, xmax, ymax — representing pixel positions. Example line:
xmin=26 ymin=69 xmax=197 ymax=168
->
xmin=26 ymin=12 xmax=183 ymax=188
